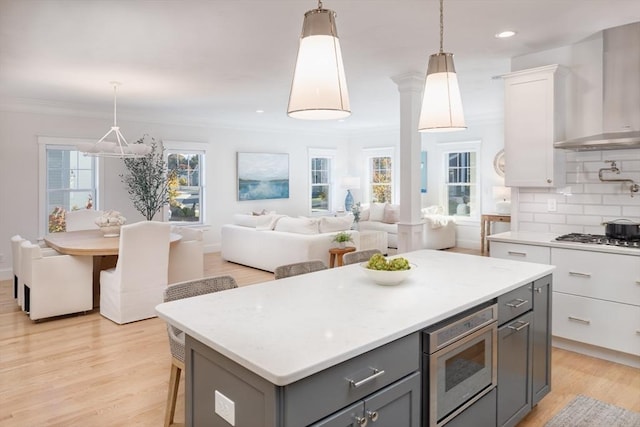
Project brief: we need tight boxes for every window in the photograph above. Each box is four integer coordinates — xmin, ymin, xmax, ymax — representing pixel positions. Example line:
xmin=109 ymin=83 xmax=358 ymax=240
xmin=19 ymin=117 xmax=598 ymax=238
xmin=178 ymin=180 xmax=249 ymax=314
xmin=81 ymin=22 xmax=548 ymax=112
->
xmin=444 ymin=149 xmax=479 ymax=218
xmin=165 ymin=143 xmax=206 ymax=225
xmin=363 ymin=147 xmax=395 ymax=203
xmin=39 ymin=138 xmax=100 ymax=234
xmin=309 ymin=148 xmax=336 ymax=213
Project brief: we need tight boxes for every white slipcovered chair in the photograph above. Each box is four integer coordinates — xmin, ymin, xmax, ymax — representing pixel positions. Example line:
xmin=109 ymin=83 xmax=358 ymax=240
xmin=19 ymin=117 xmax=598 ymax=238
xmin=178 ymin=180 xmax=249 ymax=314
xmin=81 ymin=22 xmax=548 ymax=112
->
xmin=10 ymin=235 xmax=25 ymax=302
xmin=65 ymin=209 xmax=100 ymax=231
xmin=168 ymin=226 xmax=204 ymax=284
xmin=20 ymin=240 xmax=93 ymax=321
xmin=100 ymin=221 xmax=171 ymax=324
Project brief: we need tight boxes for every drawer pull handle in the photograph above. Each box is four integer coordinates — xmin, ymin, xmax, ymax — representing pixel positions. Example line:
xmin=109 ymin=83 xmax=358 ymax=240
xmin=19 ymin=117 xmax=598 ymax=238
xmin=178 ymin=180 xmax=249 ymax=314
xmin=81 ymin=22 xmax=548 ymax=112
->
xmin=506 ymin=299 xmax=528 ymax=308
xmin=347 ymin=368 xmax=385 ymax=389
xmin=367 ymin=410 xmax=379 ymax=422
xmin=569 ymin=271 xmax=592 ymax=278
xmin=508 ymin=321 xmax=530 ymax=332
xmin=507 ymin=251 xmax=527 ymax=257
xmin=355 ymin=416 xmax=368 ymax=426
xmin=534 ymin=287 xmax=543 ymax=294
xmin=568 ymin=316 xmax=591 ymax=325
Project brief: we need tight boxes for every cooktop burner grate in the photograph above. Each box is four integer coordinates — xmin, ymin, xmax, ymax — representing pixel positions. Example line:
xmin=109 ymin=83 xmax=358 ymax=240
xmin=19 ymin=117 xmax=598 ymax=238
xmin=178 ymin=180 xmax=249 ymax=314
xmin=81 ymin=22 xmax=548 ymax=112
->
xmin=555 ymin=233 xmax=640 ymax=249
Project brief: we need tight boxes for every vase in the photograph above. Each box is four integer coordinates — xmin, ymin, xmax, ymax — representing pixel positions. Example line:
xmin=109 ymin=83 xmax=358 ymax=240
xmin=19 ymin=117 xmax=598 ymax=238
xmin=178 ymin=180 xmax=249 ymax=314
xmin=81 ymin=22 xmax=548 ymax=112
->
xmin=100 ymin=225 xmax=121 ymax=237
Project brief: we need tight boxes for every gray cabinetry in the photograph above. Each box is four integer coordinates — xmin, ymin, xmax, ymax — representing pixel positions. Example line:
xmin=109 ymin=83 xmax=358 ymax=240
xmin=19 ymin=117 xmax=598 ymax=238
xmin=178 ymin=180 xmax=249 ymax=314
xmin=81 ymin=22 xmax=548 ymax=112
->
xmin=312 ymin=372 xmax=421 ymax=427
xmin=496 ymin=276 xmax=552 ymax=427
xmin=186 ymin=333 xmax=419 ymax=427
xmin=497 ymin=311 xmax=533 ymax=427
xmin=531 ymin=275 xmax=552 ymax=405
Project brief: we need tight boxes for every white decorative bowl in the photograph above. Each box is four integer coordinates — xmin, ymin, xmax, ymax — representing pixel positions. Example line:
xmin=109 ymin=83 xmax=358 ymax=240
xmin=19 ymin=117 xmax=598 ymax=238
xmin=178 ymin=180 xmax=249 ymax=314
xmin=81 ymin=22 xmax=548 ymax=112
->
xmin=360 ymin=263 xmax=416 ymax=286
xmin=99 ymin=225 xmax=121 ymax=237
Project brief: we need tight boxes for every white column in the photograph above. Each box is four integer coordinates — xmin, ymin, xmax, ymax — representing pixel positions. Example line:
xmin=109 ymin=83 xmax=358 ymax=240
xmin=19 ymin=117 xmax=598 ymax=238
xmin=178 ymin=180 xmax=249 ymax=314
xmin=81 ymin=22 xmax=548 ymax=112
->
xmin=391 ymin=72 xmax=424 ymax=253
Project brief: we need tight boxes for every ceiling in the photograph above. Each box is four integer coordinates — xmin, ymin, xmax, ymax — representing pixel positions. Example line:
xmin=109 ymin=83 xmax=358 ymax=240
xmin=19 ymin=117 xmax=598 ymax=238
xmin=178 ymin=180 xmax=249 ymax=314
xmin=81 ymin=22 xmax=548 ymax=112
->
xmin=1 ymin=0 xmax=640 ymax=133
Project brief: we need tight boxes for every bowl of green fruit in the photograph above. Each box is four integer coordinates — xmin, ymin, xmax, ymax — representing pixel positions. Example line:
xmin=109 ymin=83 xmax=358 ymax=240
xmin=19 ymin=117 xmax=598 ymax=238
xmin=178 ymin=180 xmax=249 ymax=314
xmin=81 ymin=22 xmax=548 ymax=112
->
xmin=360 ymin=253 xmax=416 ymax=286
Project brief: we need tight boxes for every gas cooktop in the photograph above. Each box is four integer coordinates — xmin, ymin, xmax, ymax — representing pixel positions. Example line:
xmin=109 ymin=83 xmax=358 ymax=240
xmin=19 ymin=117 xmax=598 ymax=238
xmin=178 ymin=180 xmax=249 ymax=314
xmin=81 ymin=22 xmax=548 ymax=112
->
xmin=555 ymin=233 xmax=640 ymax=249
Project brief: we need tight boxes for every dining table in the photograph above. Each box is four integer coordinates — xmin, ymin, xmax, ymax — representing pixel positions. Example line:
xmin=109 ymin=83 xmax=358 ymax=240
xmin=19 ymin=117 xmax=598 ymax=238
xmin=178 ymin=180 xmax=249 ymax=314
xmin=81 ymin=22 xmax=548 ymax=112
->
xmin=44 ymin=229 xmax=182 ymax=307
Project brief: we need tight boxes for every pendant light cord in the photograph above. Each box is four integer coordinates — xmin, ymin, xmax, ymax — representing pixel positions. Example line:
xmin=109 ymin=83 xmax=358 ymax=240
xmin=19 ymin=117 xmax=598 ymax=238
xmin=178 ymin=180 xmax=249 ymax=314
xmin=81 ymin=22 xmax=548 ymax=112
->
xmin=112 ymin=83 xmax=118 ymax=127
xmin=318 ymin=0 xmax=323 ymax=10
xmin=439 ymin=0 xmax=444 ymax=53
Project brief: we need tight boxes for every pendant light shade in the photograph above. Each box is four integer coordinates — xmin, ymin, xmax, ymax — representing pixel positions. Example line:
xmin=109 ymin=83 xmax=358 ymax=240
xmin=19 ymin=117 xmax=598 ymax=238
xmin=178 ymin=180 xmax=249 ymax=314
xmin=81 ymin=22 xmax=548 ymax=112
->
xmin=418 ymin=0 xmax=466 ymax=132
xmin=77 ymin=82 xmax=152 ymax=158
xmin=288 ymin=2 xmax=350 ymax=120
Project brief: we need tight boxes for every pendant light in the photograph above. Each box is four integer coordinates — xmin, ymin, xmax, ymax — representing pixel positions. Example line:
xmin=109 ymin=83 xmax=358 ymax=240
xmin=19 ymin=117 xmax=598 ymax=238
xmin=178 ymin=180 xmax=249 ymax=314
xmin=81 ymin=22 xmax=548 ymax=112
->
xmin=77 ymin=82 xmax=152 ymax=158
xmin=418 ymin=0 xmax=466 ymax=132
xmin=287 ymin=0 xmax=351 ymax=120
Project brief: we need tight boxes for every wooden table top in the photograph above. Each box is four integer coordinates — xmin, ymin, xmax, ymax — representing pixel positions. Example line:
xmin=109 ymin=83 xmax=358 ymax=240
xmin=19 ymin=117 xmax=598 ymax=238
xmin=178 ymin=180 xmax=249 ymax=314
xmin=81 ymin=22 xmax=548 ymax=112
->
xmin=44 ymin=229 xmax=181 ymax=256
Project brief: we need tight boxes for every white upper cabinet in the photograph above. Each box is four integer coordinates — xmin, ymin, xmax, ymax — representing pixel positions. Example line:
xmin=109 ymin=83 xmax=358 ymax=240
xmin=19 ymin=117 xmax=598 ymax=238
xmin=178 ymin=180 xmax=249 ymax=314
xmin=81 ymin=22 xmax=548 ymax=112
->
xmin=503 ymin=65 xmax=566 ymax=187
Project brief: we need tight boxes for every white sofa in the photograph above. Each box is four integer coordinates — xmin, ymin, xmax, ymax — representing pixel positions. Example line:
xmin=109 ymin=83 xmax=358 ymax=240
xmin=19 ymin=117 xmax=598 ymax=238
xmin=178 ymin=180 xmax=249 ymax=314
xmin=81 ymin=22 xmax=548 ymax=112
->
xmin=357 ymin=203 xmax=456 ymax=250
xmin=221 ymin=214 xmax=360 ymax=272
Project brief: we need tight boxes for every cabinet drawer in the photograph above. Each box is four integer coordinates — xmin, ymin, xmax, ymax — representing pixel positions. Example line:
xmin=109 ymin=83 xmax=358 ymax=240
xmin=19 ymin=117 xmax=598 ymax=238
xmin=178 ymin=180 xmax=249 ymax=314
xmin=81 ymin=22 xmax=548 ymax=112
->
xmin=552 ymin=292 xmax=640 ymax=356
xmin=498 ymin=284 xmax=533 ymax=326
xmin=552 ymin=248 xmax=640 ymax=305
xmin=490 ymin=242 xmax=551 ymax=264
xmin=283 ymin=333 xmax=419 ymax=427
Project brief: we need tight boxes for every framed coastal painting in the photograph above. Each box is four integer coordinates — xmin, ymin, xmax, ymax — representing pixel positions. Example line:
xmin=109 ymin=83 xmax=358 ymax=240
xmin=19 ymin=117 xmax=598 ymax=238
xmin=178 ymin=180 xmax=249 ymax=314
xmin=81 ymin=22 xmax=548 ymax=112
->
xmin=237 ymin=152 xmax=290 ymax=201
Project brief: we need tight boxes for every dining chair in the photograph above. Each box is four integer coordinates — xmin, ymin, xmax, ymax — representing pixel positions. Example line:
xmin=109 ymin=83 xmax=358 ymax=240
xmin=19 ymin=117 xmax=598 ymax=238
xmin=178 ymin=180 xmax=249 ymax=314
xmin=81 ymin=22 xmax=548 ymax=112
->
xmin=342 ymin=249 xmax=382 ymax=266
xmin=274 ymin=260 xmax=327 ymax=279
xmin=162 ymin=275 xmax=238 ymax=427
xmin=65 ymin=209 xmax=100 ymax=231
xmin=99 ymin=221 xmax=171 ymax=324
xmin=20 ymin=240 xmax=93 ymax=321
xmin=168 ymin=226 xmax=204 ymax=285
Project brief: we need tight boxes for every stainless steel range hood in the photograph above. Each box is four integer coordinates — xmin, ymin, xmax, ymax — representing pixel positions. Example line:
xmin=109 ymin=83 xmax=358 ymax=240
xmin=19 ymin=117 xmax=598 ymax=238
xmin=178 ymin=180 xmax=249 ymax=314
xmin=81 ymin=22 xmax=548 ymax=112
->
xmin=555 ymin=22 xmax=640 ymax=151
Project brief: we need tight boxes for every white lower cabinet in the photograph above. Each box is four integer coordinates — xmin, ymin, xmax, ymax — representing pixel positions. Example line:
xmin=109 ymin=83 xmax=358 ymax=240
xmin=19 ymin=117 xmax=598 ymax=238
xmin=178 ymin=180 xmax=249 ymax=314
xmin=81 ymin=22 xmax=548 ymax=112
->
xmin=492 ymin=241 xmax=640 ymax=358
xmin=552 ymin=292 xmax=640 ymax=355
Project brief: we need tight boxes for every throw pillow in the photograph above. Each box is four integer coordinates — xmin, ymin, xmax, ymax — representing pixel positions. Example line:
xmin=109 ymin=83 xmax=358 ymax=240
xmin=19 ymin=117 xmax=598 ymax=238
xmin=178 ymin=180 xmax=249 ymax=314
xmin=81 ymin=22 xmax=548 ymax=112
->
xmin=369 ymin=202 xmax=386 ymax=222
xmin=360 ymin=208 xmax=370 ymax=221
xmin=256 ymin=214 xmax=285 ymax=231
xmin=233 ymin=213 xmax=258 ymax=228
xmin=382 ymin=204 xmax=400 ymax=224
xmin=319 ymin=215 xmax=354 ymax=233
xmin=274 ymin=217 xmax=320 ymax=234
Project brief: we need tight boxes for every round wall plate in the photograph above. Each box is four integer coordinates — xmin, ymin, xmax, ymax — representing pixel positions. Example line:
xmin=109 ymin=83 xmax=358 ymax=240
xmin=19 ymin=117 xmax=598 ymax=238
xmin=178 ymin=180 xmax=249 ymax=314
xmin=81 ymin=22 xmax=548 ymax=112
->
xmin=493 ymin=149 xmax=505 ymax=177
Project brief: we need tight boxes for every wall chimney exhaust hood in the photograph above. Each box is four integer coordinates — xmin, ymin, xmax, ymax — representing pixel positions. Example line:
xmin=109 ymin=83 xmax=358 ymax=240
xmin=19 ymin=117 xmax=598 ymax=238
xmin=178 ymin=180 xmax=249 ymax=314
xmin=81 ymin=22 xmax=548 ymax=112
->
xmin=555 ymin=22 xmax=640 ymax=151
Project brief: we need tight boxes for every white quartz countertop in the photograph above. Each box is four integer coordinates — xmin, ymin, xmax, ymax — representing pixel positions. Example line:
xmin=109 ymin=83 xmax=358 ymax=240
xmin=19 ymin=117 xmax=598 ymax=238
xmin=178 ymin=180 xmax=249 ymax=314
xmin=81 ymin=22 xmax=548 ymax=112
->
xmin=487 ymin=231 xmax=640 ymax=256
xmin=156 ymin=249 xmax=554 ymax=386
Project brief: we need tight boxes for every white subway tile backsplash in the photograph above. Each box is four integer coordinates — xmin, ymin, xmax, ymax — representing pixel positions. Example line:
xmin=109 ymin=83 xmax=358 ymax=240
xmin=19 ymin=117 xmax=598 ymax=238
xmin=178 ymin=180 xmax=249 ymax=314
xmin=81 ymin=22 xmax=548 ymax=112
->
xmin=515 ymin=151 xmax=640 ymax=233
xmin=534 ymin=213 xmax=566 ymax=224
xmin=583 ymin=205 xmax=622 ymax=216
xmin=565 ymin=194 xmax=602 ymax=204
xmin=519 ymin=222 xmax=551 ymax=232
xmin=622 ymin=206 xmax=640 ymax=217
xmin=519 ymin=202 xmax=548 ymax=213
xmin=566 ymin=215 xmax=603 ymax=226
xmin=602 ymin=194 xmax=640 ymax=206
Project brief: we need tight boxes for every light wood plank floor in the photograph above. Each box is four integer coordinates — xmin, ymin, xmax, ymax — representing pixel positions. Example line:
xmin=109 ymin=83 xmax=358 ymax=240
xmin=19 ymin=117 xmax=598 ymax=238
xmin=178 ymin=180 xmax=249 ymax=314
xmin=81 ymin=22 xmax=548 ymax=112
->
xmin=1 ymin=251 xmax=638 ymax=426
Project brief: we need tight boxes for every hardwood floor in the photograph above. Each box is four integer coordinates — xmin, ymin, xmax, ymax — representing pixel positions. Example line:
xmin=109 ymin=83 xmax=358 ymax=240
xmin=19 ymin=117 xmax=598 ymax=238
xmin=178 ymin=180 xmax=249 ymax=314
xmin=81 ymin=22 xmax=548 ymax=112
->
xmin=1 ymin=251 xmax=638 ymax=426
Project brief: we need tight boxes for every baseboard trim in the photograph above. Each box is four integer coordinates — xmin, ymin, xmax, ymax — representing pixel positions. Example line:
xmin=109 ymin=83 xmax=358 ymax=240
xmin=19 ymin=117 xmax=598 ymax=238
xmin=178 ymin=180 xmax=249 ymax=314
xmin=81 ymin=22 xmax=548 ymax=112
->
xmin=552 ymin=336 xmax=640 ymax=369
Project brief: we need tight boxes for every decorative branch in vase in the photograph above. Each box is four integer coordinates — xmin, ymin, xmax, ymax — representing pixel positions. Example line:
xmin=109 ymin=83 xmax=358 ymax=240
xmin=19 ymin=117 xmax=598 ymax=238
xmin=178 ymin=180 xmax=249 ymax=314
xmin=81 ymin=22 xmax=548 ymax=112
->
xmin=121 ymin=135 xmax=177 ymax=221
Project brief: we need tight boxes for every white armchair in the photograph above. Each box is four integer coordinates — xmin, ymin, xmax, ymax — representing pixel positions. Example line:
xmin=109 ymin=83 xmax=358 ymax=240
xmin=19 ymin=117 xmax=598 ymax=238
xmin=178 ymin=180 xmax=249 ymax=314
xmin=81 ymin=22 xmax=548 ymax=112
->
xmin=100 ymin=221 xmax=171 ymax=324
xmin=168 ymin=226 xmax=204 ymax=284
xmin=20 ymin=240 xmax=93 ymax=321
xmin=11 ymin=235 xmax=25 ymax=302
xmin=65 ymin=209 xmax=100 ymax=231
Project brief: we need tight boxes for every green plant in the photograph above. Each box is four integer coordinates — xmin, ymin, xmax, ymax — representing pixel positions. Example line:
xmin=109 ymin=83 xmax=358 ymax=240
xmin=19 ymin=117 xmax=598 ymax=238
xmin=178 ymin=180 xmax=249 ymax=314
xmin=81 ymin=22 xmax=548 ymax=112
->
xmin=332 ymin=231 xmax=353 ymax=244
xmin=121 ymin=136 xmax=177 ymax=221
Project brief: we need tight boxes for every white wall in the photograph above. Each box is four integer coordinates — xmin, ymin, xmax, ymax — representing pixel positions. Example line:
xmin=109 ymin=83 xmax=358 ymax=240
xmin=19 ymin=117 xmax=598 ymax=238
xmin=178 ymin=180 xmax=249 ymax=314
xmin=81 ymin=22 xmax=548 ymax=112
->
xmin=0 ymin=109 xmax=349 ymax=278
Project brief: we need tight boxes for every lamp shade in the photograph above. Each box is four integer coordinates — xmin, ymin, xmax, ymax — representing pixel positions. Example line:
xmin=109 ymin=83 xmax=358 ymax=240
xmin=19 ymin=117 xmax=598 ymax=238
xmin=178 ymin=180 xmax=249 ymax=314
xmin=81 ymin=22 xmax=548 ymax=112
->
xmin=341 ymin=176 xmax=360 ymax=189
xmin=418 ymin=52 xmax=466 ymax=132
xmin=288 ymin=7 xmax=351 ymax=120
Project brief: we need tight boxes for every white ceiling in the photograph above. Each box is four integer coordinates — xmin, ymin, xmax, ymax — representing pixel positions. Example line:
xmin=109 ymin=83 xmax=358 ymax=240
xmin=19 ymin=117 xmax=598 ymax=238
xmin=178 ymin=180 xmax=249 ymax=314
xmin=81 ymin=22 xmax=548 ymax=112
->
xmin=1 ymin=0 xmax=639 ymax=133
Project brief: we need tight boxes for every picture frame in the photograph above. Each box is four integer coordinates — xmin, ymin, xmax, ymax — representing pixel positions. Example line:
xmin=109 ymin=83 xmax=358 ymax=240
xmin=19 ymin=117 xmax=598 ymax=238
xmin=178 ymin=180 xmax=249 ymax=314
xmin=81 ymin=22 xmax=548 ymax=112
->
xmin=237 ymin=152 xmax=290 ymax=201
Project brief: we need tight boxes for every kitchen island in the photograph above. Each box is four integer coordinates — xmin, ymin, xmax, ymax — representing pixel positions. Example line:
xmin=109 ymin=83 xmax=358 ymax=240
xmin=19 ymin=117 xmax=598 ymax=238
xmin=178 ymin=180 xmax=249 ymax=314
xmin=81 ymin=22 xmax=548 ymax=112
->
xmin=156 ymin=249 xmax=555 ymax=426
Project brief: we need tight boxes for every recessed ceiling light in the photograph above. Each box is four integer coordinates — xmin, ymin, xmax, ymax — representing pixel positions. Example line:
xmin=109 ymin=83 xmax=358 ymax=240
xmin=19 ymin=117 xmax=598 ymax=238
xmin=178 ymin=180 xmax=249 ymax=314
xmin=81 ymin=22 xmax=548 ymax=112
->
xmin=256 ymin=109 xmax=264 ymax=114
xmin=495 ymin=30 xmax=516 ymax=38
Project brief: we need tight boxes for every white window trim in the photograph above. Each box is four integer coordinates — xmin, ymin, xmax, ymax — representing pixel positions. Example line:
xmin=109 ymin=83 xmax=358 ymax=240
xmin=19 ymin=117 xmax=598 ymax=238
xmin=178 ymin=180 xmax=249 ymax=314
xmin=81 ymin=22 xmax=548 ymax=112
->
xmin=363 ymin=147 xmax=397 ymax=204
xmin=38 ymin=136 xmax=104 ymax=237
xmin=438 ymin=140 xmax=482 ymax=223
xmin=163 ymin=140 xmax=208 ymax=225
xmin=308 ymin=148 xmax=337 ymax=216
